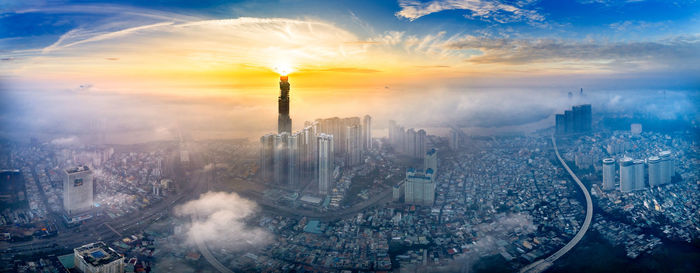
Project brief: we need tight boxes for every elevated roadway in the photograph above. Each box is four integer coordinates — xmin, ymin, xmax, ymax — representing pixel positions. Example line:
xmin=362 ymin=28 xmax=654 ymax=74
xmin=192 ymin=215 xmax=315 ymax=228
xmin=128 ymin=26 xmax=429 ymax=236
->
xmin=519 ymin=136 xmax=593 ymax=273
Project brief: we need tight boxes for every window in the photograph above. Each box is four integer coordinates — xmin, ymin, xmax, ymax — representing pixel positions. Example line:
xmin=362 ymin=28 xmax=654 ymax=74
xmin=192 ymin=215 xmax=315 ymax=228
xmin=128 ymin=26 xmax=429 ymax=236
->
xmin=74 ymin=178 xmax=83 ymax=187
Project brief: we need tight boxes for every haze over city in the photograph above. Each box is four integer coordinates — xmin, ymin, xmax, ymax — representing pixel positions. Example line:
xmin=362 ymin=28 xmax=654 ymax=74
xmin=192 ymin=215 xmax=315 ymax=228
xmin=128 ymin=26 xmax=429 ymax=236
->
xmin=0 ymin=1 xmax=698 ymax=273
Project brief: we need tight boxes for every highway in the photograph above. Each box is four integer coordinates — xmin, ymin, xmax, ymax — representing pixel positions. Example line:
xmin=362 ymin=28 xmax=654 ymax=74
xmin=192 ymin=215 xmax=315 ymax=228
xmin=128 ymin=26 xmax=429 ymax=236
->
xmin=519 ymin=136 xmax=593 ymax=273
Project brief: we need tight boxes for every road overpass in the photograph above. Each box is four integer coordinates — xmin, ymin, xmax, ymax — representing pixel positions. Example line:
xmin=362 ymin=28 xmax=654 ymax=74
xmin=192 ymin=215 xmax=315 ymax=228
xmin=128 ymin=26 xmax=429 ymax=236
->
xmin=519 ymin=136 xmax=593 ymax=273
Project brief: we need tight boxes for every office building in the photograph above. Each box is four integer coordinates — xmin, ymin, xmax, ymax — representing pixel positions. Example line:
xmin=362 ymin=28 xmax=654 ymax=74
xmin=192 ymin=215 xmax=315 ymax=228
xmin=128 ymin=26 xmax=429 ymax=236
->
xmin=63 ymin=166 xmax=94 ymax=215
xmin=404 ymin=168 xmax=435 ymax=206
xmin=317 ymin=134 xmax=334 ymax=195
xmin=74 ymin=242 xmax=124 ymax=273
xmin=555 ymin=114 xmax=566 ymax=135
xmin=362 ymin=115 xmax=372 ymax=150
xmin=619 ymin=157 xmax=635 ymax=193
xmin=602 ymin=158 xmax=615 ymax=190
xmin=278 ymin=76 xmax=292 ymax=133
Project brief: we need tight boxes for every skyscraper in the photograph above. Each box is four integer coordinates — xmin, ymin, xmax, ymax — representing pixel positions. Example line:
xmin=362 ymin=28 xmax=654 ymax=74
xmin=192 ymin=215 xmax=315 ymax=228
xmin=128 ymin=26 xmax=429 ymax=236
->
xmin=619 ymin=157 xmax=635 ymax=193
xmin=416 ymin=129 xmax=427 ymax=159
xmin=633 ymin=159 xmax=645 ymax=191
xmin=345 ymin=124 xmax=362 ymax=166
xmin=317 ymin=134 xmax=334 ymax=195
xmin=602 ymin=158 xmax=615 ymax=190
xmin=63 ymin=166 xmax=94 ymax=215
xmin=278 ymin=76 xmax=292 ymax=134
xmin=647 ymin=156 xmax=661 ymax=187
xmin=659 ymin=150 xmax=673 ymax=185
xmin=260 ymin=134 xmax=275 ymax=183
xmin=362 ymin=115 xmax=372 ymax=150
xmin=425 ymin=148 xmax=437 ymax=174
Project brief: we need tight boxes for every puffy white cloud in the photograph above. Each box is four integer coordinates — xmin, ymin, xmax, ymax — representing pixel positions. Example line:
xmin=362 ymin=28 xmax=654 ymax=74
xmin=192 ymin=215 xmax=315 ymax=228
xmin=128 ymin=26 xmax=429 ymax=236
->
xmin=174 ymin=191 xmax=271 ymax=250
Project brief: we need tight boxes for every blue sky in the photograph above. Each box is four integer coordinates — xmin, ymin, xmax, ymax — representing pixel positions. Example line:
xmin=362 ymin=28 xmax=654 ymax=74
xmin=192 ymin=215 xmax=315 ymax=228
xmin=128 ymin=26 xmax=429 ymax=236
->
xmin=1 ymin=0 xmax=699 ymax=90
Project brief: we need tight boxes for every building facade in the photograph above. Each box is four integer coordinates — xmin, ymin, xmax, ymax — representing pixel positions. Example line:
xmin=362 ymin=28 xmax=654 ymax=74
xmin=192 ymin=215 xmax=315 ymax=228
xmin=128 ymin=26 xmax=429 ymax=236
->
xmin=63 ymin=166 xmax=94 ymax=215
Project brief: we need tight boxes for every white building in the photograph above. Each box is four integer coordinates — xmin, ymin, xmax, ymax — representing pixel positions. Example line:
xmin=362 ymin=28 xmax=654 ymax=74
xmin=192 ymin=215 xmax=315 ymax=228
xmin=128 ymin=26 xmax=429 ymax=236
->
xmin=602 ymin=158 xmax=616 ymax=190
xmin=619 ymin=157 xmax=635 ymax=193
xmin=659 ymin=150 xmax=673 ymax=185
xmin=647 ymin=156 xmax=661 ymax=187
xmin=633 ymin=159 xmax=645 ymax=191
xmin=74 ymin=242 xmax=124 ymax=273
xmin=404 ymin=168 xmax=435 ymax=206
xmin=63 ymin=166 xmax=94 ymax=215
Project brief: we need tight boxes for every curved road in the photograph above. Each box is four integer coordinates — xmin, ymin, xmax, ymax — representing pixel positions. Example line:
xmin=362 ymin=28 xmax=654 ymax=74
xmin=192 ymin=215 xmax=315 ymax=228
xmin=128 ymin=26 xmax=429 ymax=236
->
xmin=519 ymin=136 xmax=593 ymax=273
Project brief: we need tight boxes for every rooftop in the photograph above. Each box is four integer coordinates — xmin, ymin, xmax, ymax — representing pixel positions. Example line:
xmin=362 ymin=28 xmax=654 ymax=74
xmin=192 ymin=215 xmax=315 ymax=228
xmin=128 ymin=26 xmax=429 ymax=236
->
xmin=66 ymin=165 xmax=90 ymax=174
xmin=75 ymin=242 xmax=122 ymax=267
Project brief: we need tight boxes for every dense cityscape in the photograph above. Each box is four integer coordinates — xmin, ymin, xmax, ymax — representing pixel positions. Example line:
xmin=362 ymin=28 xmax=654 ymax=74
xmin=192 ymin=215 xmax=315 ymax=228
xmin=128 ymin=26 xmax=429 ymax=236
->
xmin=2 ymin=1 xmax=699 ymax=273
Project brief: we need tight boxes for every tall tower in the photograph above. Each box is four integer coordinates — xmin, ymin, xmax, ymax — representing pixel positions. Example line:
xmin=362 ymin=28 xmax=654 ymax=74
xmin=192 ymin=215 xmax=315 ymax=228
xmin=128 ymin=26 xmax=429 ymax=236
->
xmin=63 ymin=166 xmax=94 ymax=215
xmin=278 ymin=76 xmax=292 ymax=134
xmin=602 ymin=158 xmax=615 ymax=190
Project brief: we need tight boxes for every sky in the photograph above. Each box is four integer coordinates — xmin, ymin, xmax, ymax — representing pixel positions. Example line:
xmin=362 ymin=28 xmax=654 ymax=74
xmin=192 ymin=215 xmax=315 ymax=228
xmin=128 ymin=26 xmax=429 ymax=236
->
xmin=1 ymin=0 xmax=699 ymax=141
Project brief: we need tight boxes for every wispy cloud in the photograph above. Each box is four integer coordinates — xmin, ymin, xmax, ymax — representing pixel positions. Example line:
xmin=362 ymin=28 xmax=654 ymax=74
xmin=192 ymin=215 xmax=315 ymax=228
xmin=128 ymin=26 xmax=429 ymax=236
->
xmin=395 ymin=0 xmax=544 ymax=23
xmin=446 ymin=35 xmax=700 ymax=71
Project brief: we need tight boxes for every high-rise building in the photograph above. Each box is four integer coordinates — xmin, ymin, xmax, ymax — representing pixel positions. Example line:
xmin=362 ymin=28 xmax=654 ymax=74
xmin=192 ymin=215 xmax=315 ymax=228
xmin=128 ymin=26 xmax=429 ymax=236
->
xmin=406 ymin=129 xmax=416 ymax=157
xmin=345 ymin=124 xmax=362 ymax=166
xmin=278 ymin=76 xmax=292 ymax=134
xmin=564 ymin=110 xmax=574 ymax=133
xmin=317 ymin=134 xmax=334 ymax=195
xmin=647 ymin=156 xmax=661 ymax=187
xmin=555 ymin=114 xmax=566 ymax=135
xmin=659 ymin=150 xmax=673 ymax=185
xmin=416 ymin=129 xmax=427 ymax=159
xmin=449 ymin=128 xmax=461 ymax=150
xmin=362 ymin=115 xmax=372 ymax=151
xmin=260 ymin=134 xmax=275 ymax=183
xmin=602 ymin=158 xmax=615 ymax=190
xmin=556 ymin=104 xmax=592 ymax=134
xmin=63 ymin=166 xmax=93 ymax=215
xmin=403 ymin=168 xmax=435 ymax=206
xmin=287 ymin=133 xmax=299 ymax=187
xmin=633 ymin=159 xmax=645 ymax=191
xmin=619 ymin=157 xmax=635 ymax=193
xmin=74 ymin=242 xmax=124 ymax=273
xmin=425 ymin=148 xmax=437 ymax=174
xmin=273 ymin=133 xmax=289 ymax=185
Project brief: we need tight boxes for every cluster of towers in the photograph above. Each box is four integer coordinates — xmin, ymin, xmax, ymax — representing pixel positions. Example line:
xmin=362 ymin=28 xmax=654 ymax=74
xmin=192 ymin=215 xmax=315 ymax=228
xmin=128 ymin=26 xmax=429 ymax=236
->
xmin=602 ymin=150 xmax=675 ymax=193
xmin=259 ymin=76 xmax=372 ymax=195
xmin=388 ymin=120 xmax=427 ymax=159
xmin=555 ymin=104 xmax=592 ymax=135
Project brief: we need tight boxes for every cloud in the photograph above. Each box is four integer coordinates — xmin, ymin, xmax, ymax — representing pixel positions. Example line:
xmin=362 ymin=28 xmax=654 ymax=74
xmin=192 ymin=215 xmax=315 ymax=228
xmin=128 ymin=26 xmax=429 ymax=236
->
xmin=50 ymin=136 xmax=78 ymax=145
xmin=395 ymin=0 xmax=544 ymax=23
xmin=174 ymin=191 xmax=271 ymax=250
xmin=446 ymin=35 xmax=700 ymax=71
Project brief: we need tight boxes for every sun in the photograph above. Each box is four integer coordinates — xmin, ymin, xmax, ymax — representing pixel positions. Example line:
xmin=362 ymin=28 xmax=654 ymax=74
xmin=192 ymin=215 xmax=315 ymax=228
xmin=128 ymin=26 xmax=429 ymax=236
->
xmin=272 ymin=63 xmax=294 ymax=76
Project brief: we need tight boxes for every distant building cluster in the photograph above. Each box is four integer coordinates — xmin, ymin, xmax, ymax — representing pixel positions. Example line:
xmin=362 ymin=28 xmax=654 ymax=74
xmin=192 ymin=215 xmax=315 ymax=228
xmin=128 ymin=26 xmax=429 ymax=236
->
xmin=555 ymin=104 xmax=592 ymax=135
xmin=601 ymin=150 xmax=675 ymax=192
xmin=259 ymin=75 xmax=372 ymax=195
xmin=388 ymin=120 xmax=427 ymax=159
